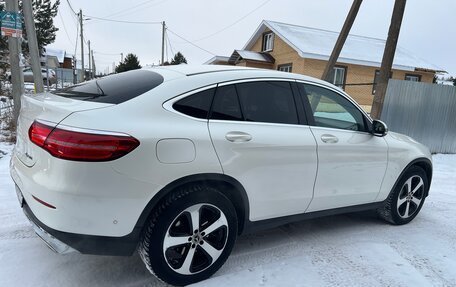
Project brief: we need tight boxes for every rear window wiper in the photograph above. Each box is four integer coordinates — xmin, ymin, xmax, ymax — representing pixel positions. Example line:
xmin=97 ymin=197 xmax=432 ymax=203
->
xmin=82 ymin=81 xmax=106 ymax=100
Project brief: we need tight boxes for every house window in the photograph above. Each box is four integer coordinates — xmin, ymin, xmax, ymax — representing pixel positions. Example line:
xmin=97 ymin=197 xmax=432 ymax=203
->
xmin=332 ymin=66 xmax=346 ymax=89
xmin=262 ymin=32 xmax=274 ymax=52
xmin=405 ymin=74 xmax=421 ymax=82
xmin=278 ymin=64 xmax=292 ymax=73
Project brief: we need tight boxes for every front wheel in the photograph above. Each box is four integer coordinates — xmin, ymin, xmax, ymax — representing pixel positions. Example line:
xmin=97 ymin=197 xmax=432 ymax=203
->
xmin=378 ymin=166 xmax=428 ymax=225
xmin=138 ymin=185 xmax=238 ymax=286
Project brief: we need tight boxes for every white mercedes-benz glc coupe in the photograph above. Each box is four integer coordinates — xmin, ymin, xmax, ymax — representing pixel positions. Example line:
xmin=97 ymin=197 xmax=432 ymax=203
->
xmin=10 ymin=65 xmax=432 ymax=286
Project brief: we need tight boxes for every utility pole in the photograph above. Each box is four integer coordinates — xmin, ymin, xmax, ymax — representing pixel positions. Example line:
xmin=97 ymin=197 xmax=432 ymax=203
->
xmin=79 ymin=9 xmax=85 ymax=81
xmin=88 ymin=40 xmax=91 ymax=79
xmin=161 ymin=21 xmax=165 ymax=65
xmin=92 ymin=52 xmax=96 ymax=78
xmin=6 ymin=0 xmax=24 ymax=127
xmin=371 ymin=0 xmax=407 ymax=119
xmin=321 ymin=0 xmax=363 ymax=82
xmin=73 ymin=55 xmax=77 ymax=84
xmin=120 ymin=52 xmax=123 ymax=62
xmin=22 ymin=0 xmax=44 ymax=93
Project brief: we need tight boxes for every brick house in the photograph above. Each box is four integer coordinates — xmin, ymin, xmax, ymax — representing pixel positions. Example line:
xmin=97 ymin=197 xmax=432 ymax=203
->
xmin=205 ymin=20 xmax=443 ymax=112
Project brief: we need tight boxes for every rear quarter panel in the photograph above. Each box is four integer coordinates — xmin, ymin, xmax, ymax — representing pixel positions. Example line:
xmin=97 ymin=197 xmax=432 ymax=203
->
xmin=57 ymin=82 xmax=224 ymax=235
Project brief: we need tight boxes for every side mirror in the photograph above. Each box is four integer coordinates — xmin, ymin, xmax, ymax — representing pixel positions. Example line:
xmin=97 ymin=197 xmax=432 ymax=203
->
xmin=372 ymin=120 xmax=388 ymax=137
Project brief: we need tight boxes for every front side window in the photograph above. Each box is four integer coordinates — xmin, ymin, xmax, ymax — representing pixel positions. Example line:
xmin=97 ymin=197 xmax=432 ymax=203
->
xmin=262 ymin=32 xmax=274 ymax=52
xmin=331 ymin=66 xmax=346 ymax=89
xmin=405 ymin=74 xmax=421 ymax=82
xmin=278 ymin=64 xmax=292 ymax=73
xmin=236 ymin=81 xmax=298 ymax=125
xmin=300 ymin=84 xmax=366 ymax=132
xmin=173 ymin=88 xmax=215 ymax=119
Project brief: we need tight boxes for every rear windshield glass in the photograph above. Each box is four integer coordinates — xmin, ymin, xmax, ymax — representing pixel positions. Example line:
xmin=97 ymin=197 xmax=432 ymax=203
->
xmin=52 ymin=70 xmax=164 ymax=104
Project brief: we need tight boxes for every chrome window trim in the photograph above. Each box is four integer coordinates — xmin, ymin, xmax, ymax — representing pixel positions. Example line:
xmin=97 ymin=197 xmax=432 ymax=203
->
xmin=208 ymin=119 xmax=310 ymax=129
xmin=308 ymin=125 xmax=374 ymax=136
xmin=163 ymin=77 xmax=373 ymax=132
xmin=217 ymin=77 xmax=296 ymax=87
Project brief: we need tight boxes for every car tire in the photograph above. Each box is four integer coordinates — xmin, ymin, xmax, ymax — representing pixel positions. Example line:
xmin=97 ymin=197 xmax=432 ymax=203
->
xmin=378 ymin=166 xmax=428 ymax=225
xmin=138 ymin=184 xmax=238 ymax=286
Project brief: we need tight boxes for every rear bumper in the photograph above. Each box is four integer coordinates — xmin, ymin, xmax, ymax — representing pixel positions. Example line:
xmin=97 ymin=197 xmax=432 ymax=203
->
xmin=21 ymin=196 xmax=140 ymax=256
xmin=10 ymin=148 xmax=146 ymax=256
xmin=9 ymin=148 xmax=153 ymax=237
xmin=22 ymin=200 xmax=77 ymax=254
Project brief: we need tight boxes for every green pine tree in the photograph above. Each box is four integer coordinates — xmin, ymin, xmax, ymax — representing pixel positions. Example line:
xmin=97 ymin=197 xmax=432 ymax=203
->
xmin=115 ymin=53 xmax=141 ymax=73
xmin=170 ymin=52 xmax=187 ymax=65
xmin=26 ymin=0 xmax=60 ymax=54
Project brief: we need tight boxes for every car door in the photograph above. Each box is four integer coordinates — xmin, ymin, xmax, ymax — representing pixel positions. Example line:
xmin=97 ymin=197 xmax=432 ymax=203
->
xmin=208 ymin=80 xmax=318 ymax=221
xmin=297 ymin=83 xmax=388 ymax=212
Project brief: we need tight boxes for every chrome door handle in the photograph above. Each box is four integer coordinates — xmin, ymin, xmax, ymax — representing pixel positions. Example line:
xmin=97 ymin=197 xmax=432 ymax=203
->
xmin=321 ymin=134 xmax=339 ymax=143
xmin=225 ymin=131 xmax=252 ymax=142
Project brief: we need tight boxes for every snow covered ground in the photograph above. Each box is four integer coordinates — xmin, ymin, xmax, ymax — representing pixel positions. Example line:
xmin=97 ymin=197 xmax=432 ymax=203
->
xmin=0 ymin=143 xmax=455 ymax=287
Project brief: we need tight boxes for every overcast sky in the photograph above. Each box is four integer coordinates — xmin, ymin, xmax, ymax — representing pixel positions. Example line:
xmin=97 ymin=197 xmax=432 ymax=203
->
xmin=52 ymin=0 xmax=456 ymax=76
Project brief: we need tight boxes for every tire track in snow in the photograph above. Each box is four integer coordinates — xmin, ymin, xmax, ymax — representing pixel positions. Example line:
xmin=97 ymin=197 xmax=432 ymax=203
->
xmin=390 ymin=240 xmax=456 ymax=287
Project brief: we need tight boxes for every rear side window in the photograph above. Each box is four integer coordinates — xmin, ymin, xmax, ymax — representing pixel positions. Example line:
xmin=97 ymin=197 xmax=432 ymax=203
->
xmin=211 ymin=85 xmax=243 ymax=121
xmin=52 ymin=70 xmax=164 ymax=104
xmin=173 ymin=88 xmax=215 ymax=119
xmin=236 ymin=81 xmax=298 ymax=125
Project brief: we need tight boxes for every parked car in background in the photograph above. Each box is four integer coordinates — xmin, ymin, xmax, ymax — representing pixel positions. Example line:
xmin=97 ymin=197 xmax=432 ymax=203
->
xmin=10 ymin=65 xmax=432 ymax=286
xmin=7 ymin=67 xmax=57 ymax=85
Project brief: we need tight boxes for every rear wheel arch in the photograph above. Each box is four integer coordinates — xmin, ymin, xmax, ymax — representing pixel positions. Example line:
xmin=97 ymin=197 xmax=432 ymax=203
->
xmin=136 ymin=174 xmax=250 ymax=236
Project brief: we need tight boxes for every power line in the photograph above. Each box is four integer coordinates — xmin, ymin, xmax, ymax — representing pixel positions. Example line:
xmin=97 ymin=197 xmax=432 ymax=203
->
xmin=102 ymin=0 xmax=162 ymax=19
xmin=165 ymin=38 xmax=169 ymax=62
xmin=66 ymin=0 xmax=77 ymax=16
xmin=82 ymin=34 xmax=89 ymax=45
xmin=64 ymin=0 xmax=79 ymax=30
xmin=105 ymin=0 xmax=170 ymax=20
xmin=104 ymin=0 xmax=153 ymax=18
xmin=58 ymin=6 xmax=75 ymax=46
xmin=193 ymin=0 xmax=271 ymax=42
xmin=73 ymin=20 xmax=79 ymax=56
xmin=94 ymin=51 xmax=121 ymax=56
xmin=167 ymin=28 xmax=216 ymax=56
xmin=82 ymin=15 xmax=162 ymax=25
xmin=166 ymin=30 xmax=175 ymax=57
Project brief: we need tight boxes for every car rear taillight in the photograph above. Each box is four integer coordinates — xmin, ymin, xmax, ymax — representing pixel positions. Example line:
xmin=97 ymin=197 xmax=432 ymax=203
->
xmin=29 ymin=121 xmax=140 ymax=161
xmin=29 ymin=121 xmax=54 ymax=146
